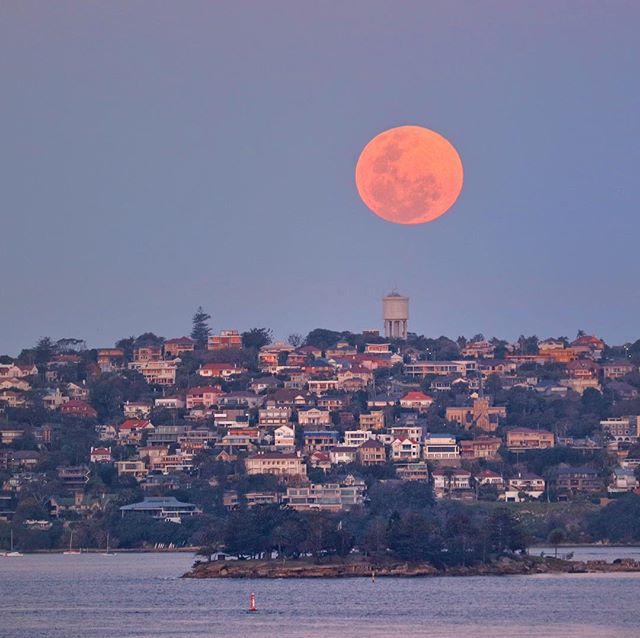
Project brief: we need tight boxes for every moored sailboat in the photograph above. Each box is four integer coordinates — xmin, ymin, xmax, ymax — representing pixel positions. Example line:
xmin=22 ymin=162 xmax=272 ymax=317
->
xmin=63 ymin=530 xmax=81 ymax=555
xmin=4 ymin=530 xmax=23 ymax=557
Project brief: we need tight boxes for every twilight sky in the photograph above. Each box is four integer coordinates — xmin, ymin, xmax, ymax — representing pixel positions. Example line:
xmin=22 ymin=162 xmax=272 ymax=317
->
xmin=1 ymin=1 xmax=639 ymax=355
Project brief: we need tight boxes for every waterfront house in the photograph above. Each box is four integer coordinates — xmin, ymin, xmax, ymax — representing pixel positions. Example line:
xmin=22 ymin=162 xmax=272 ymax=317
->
xmin=120 ymin=496 xmax=201 ymax=522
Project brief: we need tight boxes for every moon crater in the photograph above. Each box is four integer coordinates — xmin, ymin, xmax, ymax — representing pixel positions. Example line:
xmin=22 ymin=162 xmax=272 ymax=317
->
xmin=355 ymin=125 xmax=463 ymax=224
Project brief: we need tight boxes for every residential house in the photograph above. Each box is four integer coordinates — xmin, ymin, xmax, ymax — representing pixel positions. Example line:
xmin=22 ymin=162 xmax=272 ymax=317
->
xmin=359 ymin=411 xmax=386 ymax=431
xmin=66 ymin=382 xmax=89 ymax=401
xmin=250 ymin=376 xmax=280 ymax=393
xmin=570 ymin=335 xmax=605 ymax=360
xmin=208 ymin=330 xmax=242 ymax=350
xmin=198 ymin=363 xmax=247 ymax=379
xmin=267 ymin=389 xmax=312 ymax=408
xmin=404 ymin=360 xmax=477 ymax=378
xmin=186 ymin=386 xmax=223 ymax=410
xmin=475 ymin=469 xmax=504 ymax=489
xmin=396 ymin=462 xmax=429 ymax=481
xmin=245 ymin=452 xmax=307 ymax=479
xmin=432 ymin=468 xmax=473 ymax=499
xmin=423 ymin=434 xmax=460 ymax=462
xmin=358 ymin=439 xmax=386 ymax=465
xmin=0 ymin=363 xmax=37 ymax=378
xmin=123 ymin=401 xmax=152 ymax=418
xmin=120 ymin=497 xmax=201 ymax=522
xmin=118 ymin=419 xmax=154 ymax=444
xmin=390 ymin=424 xmax=423 ymax=442
xmin=274 ymin=425 xmax=296 ymax=450
xmin=0 ymin=390 xmax=27 ymax=408
xmin=43 ymin=388 xmax=68 ymax=410
xmin=506 ymin=428 xmax=554 ymax=451
xmin=0 ymin=425 xmax=26 ymax=444
xmin=307 ymin=379 xmax=339 ymax=396
xmin=461 ymin=340 xmax=495 ymax=358
xmin=609 ymin=467 xmax=639 ymax=494
xmin=298 ymin=408 xmax=331 ymax=427
xmin=7 ymin=451 xmax=40 ymax=471
xmin=309 ymin=451 xmax=332 ymax=470
xmin=507 ymin=472 xmax=545 ymax=498
xmin=57 ymin=465 xmax=90 ymax=488
xmin=559 ymin=376 xmax=601 ymax=395
xmin=459 ymin=437 xmax=502 ymax=459
xmin=364 ymin=343 xmax=391 ymax=354
xmin=316 ymin=394 xmax=351 ymax=412
xmin=115 ymin=460 xmax=148 ymax=481
xmin=163 ymin=337 xmax=195 ymax=358
xmin=303 ymin=431 xmax=339 ymax=453
xmin=259 ymin=406 xmax=292 ymax=426
xmin=399 ymin=391 xmax=434 ymax=412
xmin=0 ymin=377 xmax=31 ymax=391
xmin=556 ymin=466 xmax=603 ymax=494
xmin=602 ymin=361 xmax=636 ymax=380
xmin=90 ymin=447 xmax=112 ymax=463
xmin=329 ymin=446 xmax=358 ymax=465
xmin=218 ymin=392 xmax=265 ymax=409
xmin=285 ymin=478 xmax=366 ymax=511
xmin=391 ymin=438 xmax=421 ymax=462
xmin=133 ymin=343 xmax=163 ymax=362
xmin=600 ymin=416 xmax=639 ymax=442
xmin=155 ymin=396 xmax=185 ymax=410
xmin=344 ymin=429 xmax=374 ymax=447
xmin=96 ymin=348 xmax=125 ymax=373
xmin=60 ymin=400 xmax=97 ymax=419
xmin=129 ymin=359 xmax=178 ymax=385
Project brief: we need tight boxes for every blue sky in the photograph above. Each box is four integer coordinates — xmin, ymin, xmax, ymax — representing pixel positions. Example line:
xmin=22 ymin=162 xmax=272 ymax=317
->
xmin=1 ymin=1 xmax=639 ymax=354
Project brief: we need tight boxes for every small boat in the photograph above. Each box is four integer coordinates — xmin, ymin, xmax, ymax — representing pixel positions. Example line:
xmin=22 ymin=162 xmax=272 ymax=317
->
xmin=63 ymin=530 xmax=81 ymax=555
xmin=4 ymin=531 xmax=23 ymax=557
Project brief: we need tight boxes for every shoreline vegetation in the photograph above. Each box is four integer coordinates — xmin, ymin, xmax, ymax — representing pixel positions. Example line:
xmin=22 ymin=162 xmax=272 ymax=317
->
xmin=183 ymin=554 xmax=640 ymax=579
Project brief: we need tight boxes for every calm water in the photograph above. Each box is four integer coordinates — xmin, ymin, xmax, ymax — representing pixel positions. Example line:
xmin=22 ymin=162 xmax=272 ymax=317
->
xmin=1 ymin=552 xmax=639 ymax=638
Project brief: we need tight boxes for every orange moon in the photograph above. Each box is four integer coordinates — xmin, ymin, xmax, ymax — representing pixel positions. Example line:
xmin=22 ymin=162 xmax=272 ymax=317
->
xmin=355 ymin=125 xmax=463 ymax=224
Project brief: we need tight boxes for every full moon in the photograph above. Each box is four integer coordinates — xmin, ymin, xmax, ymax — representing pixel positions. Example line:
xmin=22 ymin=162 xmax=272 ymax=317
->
xmin=355 ymin=125 xmax=463 ymax=225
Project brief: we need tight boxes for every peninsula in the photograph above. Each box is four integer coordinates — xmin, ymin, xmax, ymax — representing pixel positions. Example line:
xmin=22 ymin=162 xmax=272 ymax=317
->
xmin=184 ymin=555 xmax=640 ymax=579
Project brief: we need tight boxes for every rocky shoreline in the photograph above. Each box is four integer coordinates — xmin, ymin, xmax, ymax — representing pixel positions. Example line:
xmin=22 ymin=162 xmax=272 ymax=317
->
xmin=183 ymin=556 xmax=640 ymax=579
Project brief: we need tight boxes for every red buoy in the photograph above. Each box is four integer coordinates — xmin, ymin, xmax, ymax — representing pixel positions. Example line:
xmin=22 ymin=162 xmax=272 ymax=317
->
xmin=249 ymin=592 xmax=257 ymax=612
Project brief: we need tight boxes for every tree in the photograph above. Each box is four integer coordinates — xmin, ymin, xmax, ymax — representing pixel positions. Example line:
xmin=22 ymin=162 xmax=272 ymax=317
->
xmin=304 ymin=329 xmax=342 ymax=351
xmin=287 ymin=333 xmax=303 ymax=348
xmin=242 ymin=328 xmax=272 ymax=350
xmin=547 ymin=527 xmax=566 ymax=558
xmin=191 ymin=307 xmax=212 ymax=350
xmin=115 ymin=337 xmax=135 ymax=361
xmin=361 ymin=518 xmax=388 ymax=556
xmin=34 ymin=337 xmax=57 ymax=367
xmin=487 ymin=508 xmax=525 ymax=553
xmin=588 ymin=494 xmax=640 ymax=542
xmin=517 ymin=335 xmax=539 ymax=355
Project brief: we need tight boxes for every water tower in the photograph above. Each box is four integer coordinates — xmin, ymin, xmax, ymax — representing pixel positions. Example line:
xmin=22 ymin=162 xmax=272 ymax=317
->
xmin=383 ymin=291 xmax=409 ymax=340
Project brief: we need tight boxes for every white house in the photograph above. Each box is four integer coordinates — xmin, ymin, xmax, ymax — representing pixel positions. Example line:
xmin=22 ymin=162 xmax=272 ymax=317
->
xmin=274 ymin=425 xmax=296 ymax=449
xmin=391 ymin=438 xmax=421 ymax=462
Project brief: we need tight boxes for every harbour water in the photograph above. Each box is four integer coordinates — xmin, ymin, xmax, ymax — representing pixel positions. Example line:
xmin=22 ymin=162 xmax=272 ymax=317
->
xmin=1 ymin=551 xmax=639 ymax=637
